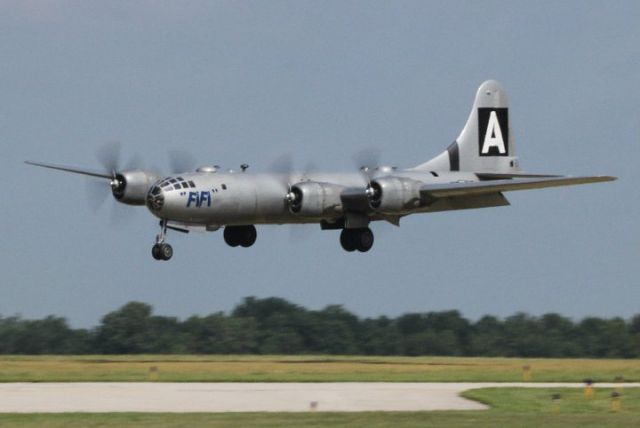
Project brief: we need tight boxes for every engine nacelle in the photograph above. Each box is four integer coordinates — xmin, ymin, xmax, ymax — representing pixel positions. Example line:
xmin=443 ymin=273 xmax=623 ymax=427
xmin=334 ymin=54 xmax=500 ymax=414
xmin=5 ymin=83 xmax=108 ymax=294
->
xmin=288 ymin=181 xmax=343 ymax=217
xmin=368 ymin=176 xmax=422 ymax=213
xmin=112 ymin=170 xmax=161 ymax=205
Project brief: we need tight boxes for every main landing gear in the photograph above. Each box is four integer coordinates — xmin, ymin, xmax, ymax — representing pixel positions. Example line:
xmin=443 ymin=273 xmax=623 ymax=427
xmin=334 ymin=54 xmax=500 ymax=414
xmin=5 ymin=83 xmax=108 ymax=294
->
xmin=152 ymin=220 xmax=173 ymax=261
xmin=340 ymin=227 xmax=374 ymax=252
xmin=224 ymin=225 xmax=257 ymax=248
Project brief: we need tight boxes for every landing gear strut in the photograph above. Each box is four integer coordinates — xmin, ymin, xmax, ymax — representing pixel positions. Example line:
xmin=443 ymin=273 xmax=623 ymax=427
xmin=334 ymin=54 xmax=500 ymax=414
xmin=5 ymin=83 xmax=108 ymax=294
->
xmin=152 ymin=220 xmax=173 ymax=261
xmin=224 ymin=225 xmax=257 ymax=248
xmin=340 ymin=228 xmax=374 ymax=252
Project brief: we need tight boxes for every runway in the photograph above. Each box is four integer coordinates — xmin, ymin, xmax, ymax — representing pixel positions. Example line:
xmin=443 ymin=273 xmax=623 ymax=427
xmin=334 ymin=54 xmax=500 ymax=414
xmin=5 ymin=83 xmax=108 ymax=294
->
xmin=0 ymin=382 xmax=637 ymax=413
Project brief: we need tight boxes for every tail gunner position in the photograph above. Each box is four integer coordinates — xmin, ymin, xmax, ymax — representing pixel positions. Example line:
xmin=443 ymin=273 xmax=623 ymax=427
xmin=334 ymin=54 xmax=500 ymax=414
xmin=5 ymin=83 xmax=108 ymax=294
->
xmin=26 ymin=80 xmax=615 ymax=260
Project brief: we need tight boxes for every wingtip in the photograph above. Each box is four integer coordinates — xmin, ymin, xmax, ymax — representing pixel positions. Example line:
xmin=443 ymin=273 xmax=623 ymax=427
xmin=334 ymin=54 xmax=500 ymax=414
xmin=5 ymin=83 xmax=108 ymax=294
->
xmin=571 ymin=175 xmax=617 ymax=183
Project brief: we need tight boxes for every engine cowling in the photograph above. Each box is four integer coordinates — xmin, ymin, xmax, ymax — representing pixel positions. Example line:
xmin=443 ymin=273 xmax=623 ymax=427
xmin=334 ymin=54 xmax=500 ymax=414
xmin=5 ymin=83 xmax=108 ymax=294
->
xmin=286 ymin=181 xmax=343 ymax=217
xmin=368 ymin=176 xmax=422 ymax=213
xmin=112 ymin=170 xmax=161 ymax=205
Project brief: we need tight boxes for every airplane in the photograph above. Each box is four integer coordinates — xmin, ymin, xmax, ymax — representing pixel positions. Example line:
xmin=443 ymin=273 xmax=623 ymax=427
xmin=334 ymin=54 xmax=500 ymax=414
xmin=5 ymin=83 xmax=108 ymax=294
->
xmin=26 ymin=80 xmax=615 ymax=261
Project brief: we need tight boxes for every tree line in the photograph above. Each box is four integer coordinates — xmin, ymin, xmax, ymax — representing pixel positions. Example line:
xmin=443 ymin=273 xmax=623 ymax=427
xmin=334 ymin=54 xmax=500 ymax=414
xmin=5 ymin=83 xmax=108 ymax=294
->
xmin=1 ymin=297 xmax=639 ymax=357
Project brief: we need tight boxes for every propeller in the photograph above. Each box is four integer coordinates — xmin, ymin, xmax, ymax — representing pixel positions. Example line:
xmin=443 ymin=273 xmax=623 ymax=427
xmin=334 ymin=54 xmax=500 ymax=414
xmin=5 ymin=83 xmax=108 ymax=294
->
xmin=168 ymin=149 xmax=197 ymax=174
xmin=85 ymin=179 xmax=110 ymax=211
xmin=98 ymin=142 xmax=133 ymax=193
xmin=27 ymin=142 xmax=157 ymax=225
xmin=352 ymin=147 xmax=382 ymax=202
xmin=284 ymin=160 xmax=319 ymax=209
xmin=269 ymin=155 xmax=319 ymax=209
xmin=84 ymin=142 xmax=143 ymax=222
xmin=268 ymin=153 xmax=295 ymax=176
xmin=268 ymin=154 xmax=319 ymax=241
xmin=268 ymin=154 xmax=299 ymax=204
xmin=96 ymin=141 xmax=122 ymax=175
xmin=85 ymin=142 xmax=123 ymax=211
xmin=125 ymin=152 xmax=143 ymax=171
xmin=352 ymin=147 xmax=381 ymax=174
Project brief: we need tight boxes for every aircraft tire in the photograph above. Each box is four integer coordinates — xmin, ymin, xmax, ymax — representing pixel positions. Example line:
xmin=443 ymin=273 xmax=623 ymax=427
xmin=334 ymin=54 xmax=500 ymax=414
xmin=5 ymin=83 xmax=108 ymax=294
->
xmin=152 ymin=244 xmax=163 ymax=260
xmin=355 ymin=228 xmax=374 ymax=252
xmin=340 ymin=229 xmax=357 ymax=252
xmin=160 ymin=243 xmax=173 ymax=260
xmin=224 ymin=227 xmax=240 ymax=247
xmin=239 ymin=225 xmax=257 ymax=248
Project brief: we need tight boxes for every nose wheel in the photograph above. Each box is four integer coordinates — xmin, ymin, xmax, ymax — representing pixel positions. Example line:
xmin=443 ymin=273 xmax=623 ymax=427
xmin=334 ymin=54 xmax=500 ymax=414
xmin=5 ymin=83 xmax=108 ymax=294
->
xmin=152 ymin=242 xmax=173 ymax=260
xmin=152 ymin=220 xmax=173 ymax=261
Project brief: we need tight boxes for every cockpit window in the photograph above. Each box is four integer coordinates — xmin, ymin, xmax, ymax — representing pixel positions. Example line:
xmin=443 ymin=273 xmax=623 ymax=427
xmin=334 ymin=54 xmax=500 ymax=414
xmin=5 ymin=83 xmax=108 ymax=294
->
xmin=156 ymin=177 xmax=196 ymax=192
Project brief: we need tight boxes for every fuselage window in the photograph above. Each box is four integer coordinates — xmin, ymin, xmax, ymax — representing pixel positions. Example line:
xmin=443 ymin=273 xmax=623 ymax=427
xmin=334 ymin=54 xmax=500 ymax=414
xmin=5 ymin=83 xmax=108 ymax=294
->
xmin=221 ymin=184 xmax=227 ymax=190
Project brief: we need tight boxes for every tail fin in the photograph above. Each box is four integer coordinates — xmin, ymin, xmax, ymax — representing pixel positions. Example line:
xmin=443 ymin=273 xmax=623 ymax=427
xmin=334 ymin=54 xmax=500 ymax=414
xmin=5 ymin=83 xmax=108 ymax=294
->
xmin=413 ymin=80 xmax=521 ymax=173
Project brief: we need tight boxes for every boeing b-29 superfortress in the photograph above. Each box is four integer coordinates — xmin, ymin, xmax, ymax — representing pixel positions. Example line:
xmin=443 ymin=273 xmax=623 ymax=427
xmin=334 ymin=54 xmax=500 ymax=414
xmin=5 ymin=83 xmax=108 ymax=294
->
xmin=26 ymin=80 xmax=615 ymax=260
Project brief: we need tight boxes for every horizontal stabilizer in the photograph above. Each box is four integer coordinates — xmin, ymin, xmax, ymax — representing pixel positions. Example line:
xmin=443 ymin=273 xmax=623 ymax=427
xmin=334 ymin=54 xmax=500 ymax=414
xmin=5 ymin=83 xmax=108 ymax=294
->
xmin=421 ymin=176 xmax=616 ymax=199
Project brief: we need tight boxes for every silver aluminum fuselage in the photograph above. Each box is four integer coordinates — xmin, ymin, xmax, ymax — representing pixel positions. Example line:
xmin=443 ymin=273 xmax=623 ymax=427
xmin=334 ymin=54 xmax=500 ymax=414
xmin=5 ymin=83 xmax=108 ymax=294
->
xmin=148 ymin=169 xmax=481 ymax=227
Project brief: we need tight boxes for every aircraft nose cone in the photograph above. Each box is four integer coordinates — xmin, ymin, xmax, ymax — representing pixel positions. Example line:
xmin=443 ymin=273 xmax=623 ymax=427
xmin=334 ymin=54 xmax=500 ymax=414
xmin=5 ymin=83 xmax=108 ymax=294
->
xmin=146 ymin=184 xmax=165 ymax=212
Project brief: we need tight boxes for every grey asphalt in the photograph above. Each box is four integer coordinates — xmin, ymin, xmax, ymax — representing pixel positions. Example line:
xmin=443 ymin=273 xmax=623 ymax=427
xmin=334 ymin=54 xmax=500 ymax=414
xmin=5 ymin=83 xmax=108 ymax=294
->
xmin=0 ymin=382 xmax=637 ymax=413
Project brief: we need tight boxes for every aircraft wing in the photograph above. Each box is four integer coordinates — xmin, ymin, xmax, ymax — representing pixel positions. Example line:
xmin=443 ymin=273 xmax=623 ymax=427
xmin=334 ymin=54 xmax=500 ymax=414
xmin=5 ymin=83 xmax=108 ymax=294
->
xmin=421 ymin=175 xmax=616 ymax=200
xmin=25 ymin=161 xmax=113 ymax=179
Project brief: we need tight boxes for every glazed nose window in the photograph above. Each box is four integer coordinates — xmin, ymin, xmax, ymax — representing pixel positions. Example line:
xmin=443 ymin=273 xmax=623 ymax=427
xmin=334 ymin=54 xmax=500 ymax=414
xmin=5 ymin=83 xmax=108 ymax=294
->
xmin=146 ymin=185 xmax=165 ymax=211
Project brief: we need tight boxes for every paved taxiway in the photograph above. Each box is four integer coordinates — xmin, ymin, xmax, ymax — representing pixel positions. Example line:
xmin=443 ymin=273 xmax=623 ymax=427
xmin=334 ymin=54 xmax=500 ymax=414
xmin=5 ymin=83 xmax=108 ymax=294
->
xmin=0 ymin=382 xmax=638 ymax=413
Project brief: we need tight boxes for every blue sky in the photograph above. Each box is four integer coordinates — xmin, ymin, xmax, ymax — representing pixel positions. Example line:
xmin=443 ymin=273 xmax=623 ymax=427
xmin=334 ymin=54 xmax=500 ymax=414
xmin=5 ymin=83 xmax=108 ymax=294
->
xmin=1 ymin=1 xmax=638 ymax=327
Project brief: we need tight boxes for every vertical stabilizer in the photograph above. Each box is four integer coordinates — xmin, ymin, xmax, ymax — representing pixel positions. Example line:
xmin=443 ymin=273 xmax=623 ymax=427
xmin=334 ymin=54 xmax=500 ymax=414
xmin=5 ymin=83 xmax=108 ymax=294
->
xmin=413 ymin=80 xmax=520 ymax=173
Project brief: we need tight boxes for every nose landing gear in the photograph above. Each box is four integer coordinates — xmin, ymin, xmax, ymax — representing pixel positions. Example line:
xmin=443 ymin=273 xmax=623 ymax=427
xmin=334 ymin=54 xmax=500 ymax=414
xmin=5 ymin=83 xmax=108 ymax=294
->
xmin=152 ymin=220 xmax=173 ymax=261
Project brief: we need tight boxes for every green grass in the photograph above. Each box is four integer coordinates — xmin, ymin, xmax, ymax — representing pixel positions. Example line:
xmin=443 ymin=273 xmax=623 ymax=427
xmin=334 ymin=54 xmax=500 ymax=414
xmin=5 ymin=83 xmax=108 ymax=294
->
xmin=0 ymin=388 xmax=638 ymax=427
xmin=0 ymin=355 xmax=638 ymax=382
